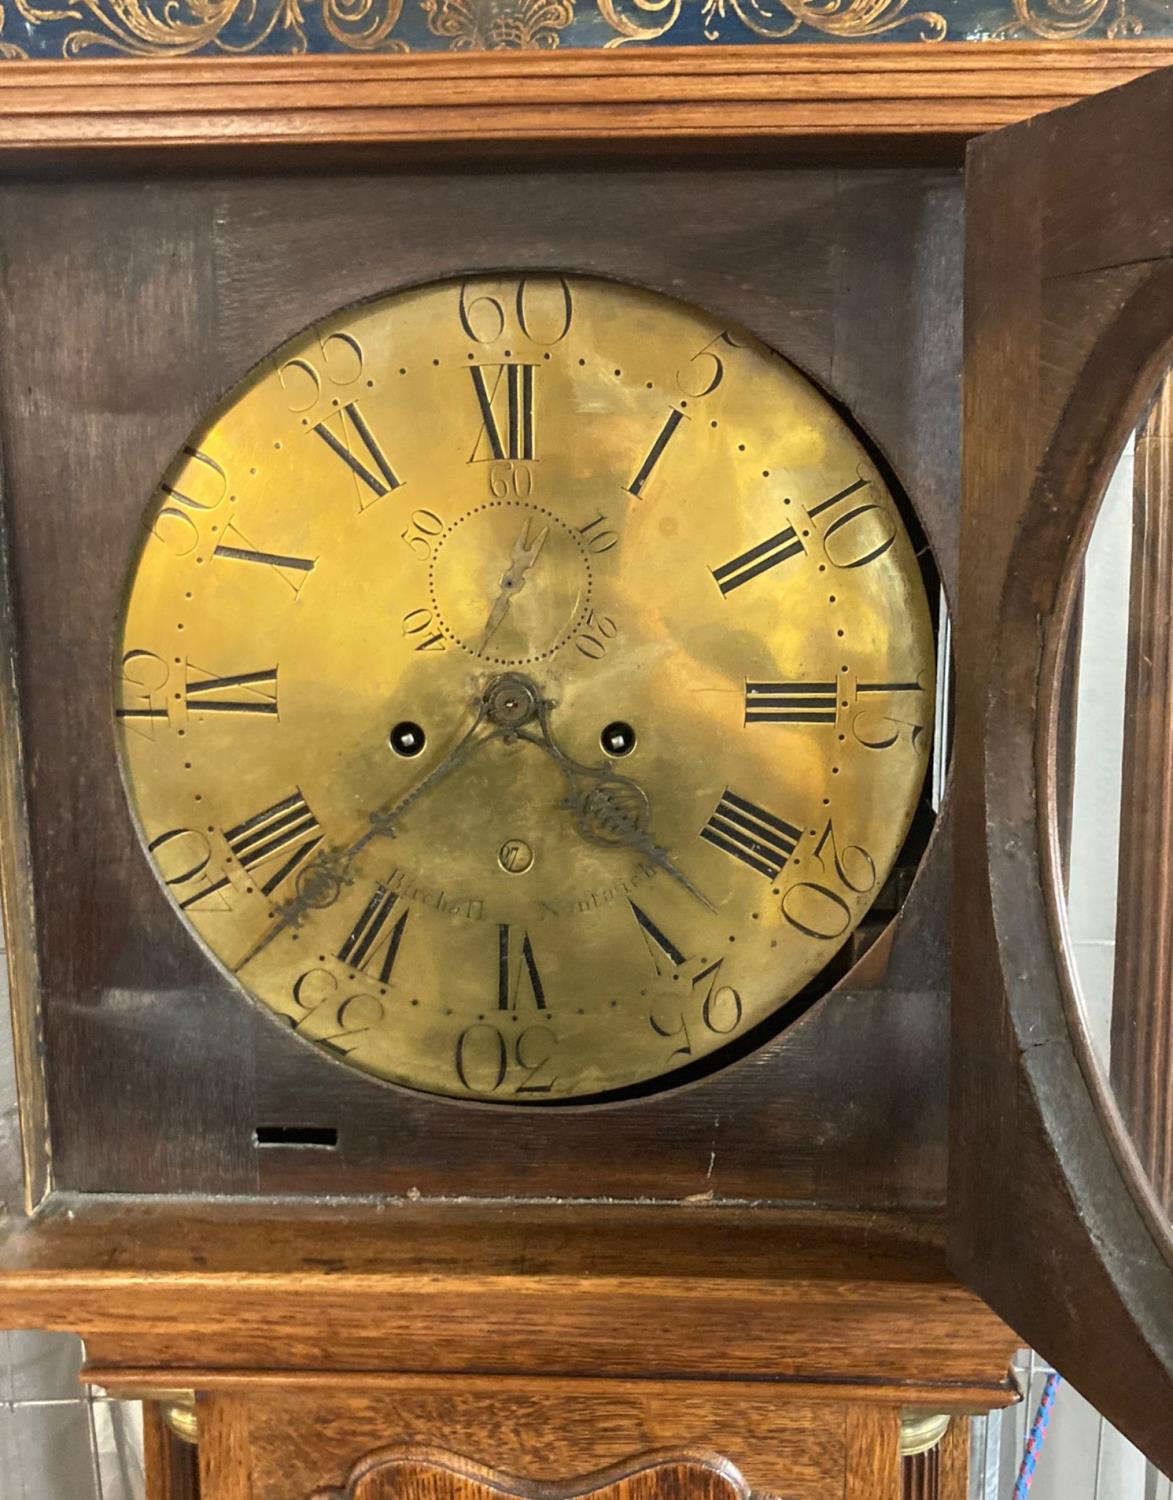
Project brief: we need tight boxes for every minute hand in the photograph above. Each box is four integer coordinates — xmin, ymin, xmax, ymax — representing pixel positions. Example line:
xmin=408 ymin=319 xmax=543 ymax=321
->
xmin=233 ymin=698 xmax=500 ymax=973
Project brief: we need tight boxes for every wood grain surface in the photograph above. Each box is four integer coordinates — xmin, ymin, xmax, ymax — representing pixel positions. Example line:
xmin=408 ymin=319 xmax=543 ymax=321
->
xmin=845 ymin=1407 xmax=900 ymax=1500
xmin=247 ymin=1397 xmax=823 ymax=1500
xmin=0 ymin=1199 xmax=1017 ymax=1391
xmin=951 ymin=64 xmax=1173 ymax=1473
xmin=1111 ymin=372 xmax=1173 ymax=1219
xmin=307 ymin=1450 xmax=751 ymax=1500
xmin=0 ymin=162 xmax=957 ymax=1208
xmin=0 ymin=46 xmax=1169 ymax=161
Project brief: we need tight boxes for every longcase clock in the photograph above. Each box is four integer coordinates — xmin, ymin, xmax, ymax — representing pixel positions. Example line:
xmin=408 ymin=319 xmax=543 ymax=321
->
xmin=0 ymin=46 xmax=1167 ymax=1500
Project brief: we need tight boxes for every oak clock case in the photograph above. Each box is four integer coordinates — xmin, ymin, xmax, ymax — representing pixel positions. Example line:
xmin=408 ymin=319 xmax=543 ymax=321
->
xmin=114 ymin=274 xmax=935 ymax=1105
xmin=0 ymin=160 xmax=959 ymax=1201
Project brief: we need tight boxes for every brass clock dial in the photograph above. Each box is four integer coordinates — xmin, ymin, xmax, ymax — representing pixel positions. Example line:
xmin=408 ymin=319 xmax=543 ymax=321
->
xmin=115 ymin=274 xmax=935 ymax=1103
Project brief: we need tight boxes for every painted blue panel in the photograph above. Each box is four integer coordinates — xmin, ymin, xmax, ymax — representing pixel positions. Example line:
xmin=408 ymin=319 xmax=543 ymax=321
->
xmin=0 ymin=0 xmax=1170 ymax=59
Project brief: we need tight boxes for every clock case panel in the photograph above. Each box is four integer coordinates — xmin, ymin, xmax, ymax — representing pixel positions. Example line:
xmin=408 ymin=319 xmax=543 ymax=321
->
xmin=0 ymin=161 xmax=959 ymax=1201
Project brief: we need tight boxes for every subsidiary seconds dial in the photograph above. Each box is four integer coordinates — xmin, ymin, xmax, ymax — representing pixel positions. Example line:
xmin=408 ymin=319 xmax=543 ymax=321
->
xmin=114 ymin=273 xmax=935 ymax=1103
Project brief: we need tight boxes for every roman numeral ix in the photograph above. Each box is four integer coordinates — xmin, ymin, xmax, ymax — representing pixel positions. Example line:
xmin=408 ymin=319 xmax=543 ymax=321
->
xmin=700 ymin=789 xmax=802 ymax=881
xmin=745 ymin=681 xmax=837 ymax=725
xmin=224 ymin=790 xmax=322 ymax=897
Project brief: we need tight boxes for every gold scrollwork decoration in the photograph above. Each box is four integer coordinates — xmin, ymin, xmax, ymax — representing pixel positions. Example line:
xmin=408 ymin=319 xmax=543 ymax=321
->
xmin=601 ymin=0 xmax=945 ymax=43
xmin=423 ymin=0 xmax=573 ymax=46
xmin=995 ymin=0 xmax=1170 ymax=35
xmin=598 ymin=0 xmax=680 ymax=44
xmin=7 ymin=0 xmax=406 ymax=55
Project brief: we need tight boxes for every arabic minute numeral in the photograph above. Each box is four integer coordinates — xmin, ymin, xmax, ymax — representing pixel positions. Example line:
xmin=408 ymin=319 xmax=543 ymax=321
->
xmin=116 ymin=649 xmax=170 ymax=736
xmin=151 ymin=446 xmax=227 ymax=557
xmin=458 ymin=276 xmax=574 ymax=346
xmin=289 ymin=968 xmax=384 ymax=1057
xmin=745 ymin=680 xmax=837 ymax=726
xmin=223 ymin=790 xmax=323 ymax=897
xmin=574 ymin=609 xmax=618 ymax=661
xmin=148 ymin=827 xmax=233 ymax=912
xmin=489 ymin=461 xmax=534 ymax=499
xmin=700 ymin=789 xmax=802 ymax=881
xmin=400 ymin=510 xmax=445 ymax=562
xmin=780 ymin=818 xmax=877 ymax=941
xmin=850 ymin=679 xmax=928 ymax=751
xmin=648 ymin=955 xmax=744 ymax=1061
xmin=805 ymin=477 xmax=896 ymax=570
xmin=676 ymin=330 xmax=746 ymax=400
xmin=312 ymin=402 xmax=402 ymax=509
xmin=454 ymin=1023 xmax=558 ymax=1095
xmin=402 ymin=607 xmax=447 ymax=653
xmin=712 ymin=526 xmax=805 ymax=596
xmin=277 ymin=331 xmax=364 ymax=413
xmin=578 ymin=514 xmax=619 ymax=554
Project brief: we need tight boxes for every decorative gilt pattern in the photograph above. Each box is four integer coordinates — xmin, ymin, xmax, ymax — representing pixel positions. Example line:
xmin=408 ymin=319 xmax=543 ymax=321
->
xmin=0 ymin=0 xmax=1168 ymax=52
xmin=424 ymin=0 xmax=573 ymax=48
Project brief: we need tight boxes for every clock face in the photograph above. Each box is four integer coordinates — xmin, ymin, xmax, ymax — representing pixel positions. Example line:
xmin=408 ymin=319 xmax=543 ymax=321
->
xmin=115 ymin=274 xmax=935 ymax=1104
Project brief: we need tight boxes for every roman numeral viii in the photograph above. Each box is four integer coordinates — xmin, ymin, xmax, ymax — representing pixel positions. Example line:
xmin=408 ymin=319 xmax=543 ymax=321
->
xmin=469 ymin=364 xmax=536 ymax=462
xmin=224 ymin=790 xmax=322 ymax=897
xmin=313 ymin=402 xmax=401 ymax=509
xmin=700 ymin=789 xmax=802 ymax=880
xmin=712 ymin=527 xmax=805 ymax=595
xmin=338 ymin=884 xmax=409 ymax=984
xmin=745 ymin=680 xmax=837 ymax=725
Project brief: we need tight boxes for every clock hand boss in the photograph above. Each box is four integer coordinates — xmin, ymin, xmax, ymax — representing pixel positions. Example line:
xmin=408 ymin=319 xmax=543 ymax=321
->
xmin=504 ymin=679 xmax=716 ymax=914
xmin=476 ymin=518 xmax=550 ymax=656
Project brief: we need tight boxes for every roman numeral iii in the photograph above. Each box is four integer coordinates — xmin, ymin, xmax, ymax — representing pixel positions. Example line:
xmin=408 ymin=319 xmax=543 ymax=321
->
xmin=700 ymin=789 xmax=802 ymax=880
xmin=313 ymin=402 xmax=401 ymax=507
xmin=712 ymin=527 xmax=805 ymax=595
xmin=469 ymin=364 xmax=536 ymax=462
xmin=224 ymin=790 xmax=322 ymax=897
xmin=745 ymin=681 xmax=837 ymax=725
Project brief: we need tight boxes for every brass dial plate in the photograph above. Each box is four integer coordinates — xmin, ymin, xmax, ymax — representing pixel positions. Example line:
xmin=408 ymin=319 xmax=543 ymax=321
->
xmin=114 ymin=274 xmax=935 ymax=1103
